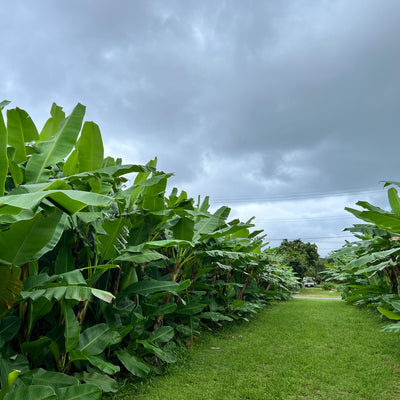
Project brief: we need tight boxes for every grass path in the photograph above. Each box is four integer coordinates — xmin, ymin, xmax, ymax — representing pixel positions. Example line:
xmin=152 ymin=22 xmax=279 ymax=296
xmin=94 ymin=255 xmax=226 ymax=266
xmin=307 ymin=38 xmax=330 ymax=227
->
xmin=294 ymin=287 xmax=342 ymax=298
xmin=120 ymin=299 xmax=400 ymax=400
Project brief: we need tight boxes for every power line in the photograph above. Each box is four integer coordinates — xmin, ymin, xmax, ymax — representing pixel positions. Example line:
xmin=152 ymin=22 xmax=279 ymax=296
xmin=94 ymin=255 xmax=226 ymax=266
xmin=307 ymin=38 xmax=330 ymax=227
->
xmin=266 ymin=235 xmax=354 ymax=241
xmin=211 ymin=188 xmax=384 ymax=204
xmin=256 ymin=215 xmax=356 ymax=223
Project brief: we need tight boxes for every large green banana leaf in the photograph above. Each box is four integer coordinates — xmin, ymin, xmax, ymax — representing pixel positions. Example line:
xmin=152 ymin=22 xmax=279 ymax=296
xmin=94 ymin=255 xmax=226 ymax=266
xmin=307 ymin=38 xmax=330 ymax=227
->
xmin=55 ymin=384 xmax=101 ymax=400
xmin=76 ymin=324 xmax=115 ymax=356
xmin=4 ymin=385 xmax=57 ymax=400
xmin=115 ymin=349 xmax=150 ymax=378
xmin=346 ymin=201 xmax=400 ymax=233
xmin=0 ymin=190 xmax=112 ymax=214
xmin=6 ymin=107 xmax=39 ymax=163
xmin=38 ymin=103 xmax=65 ymax=142
xmin=73 ymin=372 xmax=118 ymax=393
xmin=388 ymin=187 xmax=400 ymax=216
xmin=25 ymin=103 xmax=85 ymax=183
xmin=76 ymin=122 xmax=104 ymax=172
xmin=0 ymin=209 xmax=64 ymax=266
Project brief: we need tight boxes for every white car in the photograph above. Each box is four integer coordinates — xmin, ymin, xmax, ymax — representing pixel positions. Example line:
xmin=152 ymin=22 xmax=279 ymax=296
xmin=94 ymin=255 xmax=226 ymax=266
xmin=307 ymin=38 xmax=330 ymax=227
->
xmin=303 ymin=277 xmax=316 ymax=287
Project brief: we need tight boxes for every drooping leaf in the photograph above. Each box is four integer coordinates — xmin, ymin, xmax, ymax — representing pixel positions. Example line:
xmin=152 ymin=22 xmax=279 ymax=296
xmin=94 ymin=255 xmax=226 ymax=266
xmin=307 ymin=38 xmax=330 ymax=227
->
xmin=0 ymin=209 xmax=64 ymax=266
xmin=346 ymin=204 xmax=400 ymax=233
xmin=137 ymin=340 xmax=177 ymax=363
xmin=354 ymin=260 xmax=390 ymax=276
xmin=115 ymin=349 xmax=150 ymax=378
xmin=21 ymin=285 xmax=115 ymax=304
xmin=377 ymin=307 xmax=400 ymax=320
xmin=86 ymin=355 xmax=120 ymax=375
xmin=69 ymin=351 xmax=120 ymax=375
xmin=0 ymin=189 xmax=112 ymax=215
xmin=342 ymin=248 xmax=400 ymax=272
xmin=74 ymin=372 xmax=118 ymax=393
xmin=90 ymin=288 xmax=116 ymax=303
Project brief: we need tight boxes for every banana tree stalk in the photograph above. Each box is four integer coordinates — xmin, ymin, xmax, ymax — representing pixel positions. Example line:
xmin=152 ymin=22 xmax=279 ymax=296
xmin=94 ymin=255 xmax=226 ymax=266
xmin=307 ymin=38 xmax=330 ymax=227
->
xmin=238 ymin=265 xmax=255 ymax=301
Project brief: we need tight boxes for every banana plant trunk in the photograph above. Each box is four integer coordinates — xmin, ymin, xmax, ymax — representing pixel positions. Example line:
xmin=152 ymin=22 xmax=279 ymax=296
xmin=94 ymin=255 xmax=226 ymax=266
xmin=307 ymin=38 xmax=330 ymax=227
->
xmin=238 ymin=266 xmax=254 ymax=301
xmin=154 ymin=262 xmax=181 ymax=329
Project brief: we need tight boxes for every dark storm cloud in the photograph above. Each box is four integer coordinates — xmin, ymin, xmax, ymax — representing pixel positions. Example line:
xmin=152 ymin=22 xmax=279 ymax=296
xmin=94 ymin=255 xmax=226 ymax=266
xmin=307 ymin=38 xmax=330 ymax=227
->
xmin=1 ymin=1 xmax=400 ymax=254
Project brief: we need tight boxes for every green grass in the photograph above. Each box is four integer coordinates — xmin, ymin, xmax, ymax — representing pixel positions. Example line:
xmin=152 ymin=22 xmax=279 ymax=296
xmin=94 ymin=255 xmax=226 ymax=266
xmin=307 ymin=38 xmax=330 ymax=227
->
xmin=115 ymin=299 xmax=400 ymax=400
xmin=295 ymin=286 xmax=342 ymax=297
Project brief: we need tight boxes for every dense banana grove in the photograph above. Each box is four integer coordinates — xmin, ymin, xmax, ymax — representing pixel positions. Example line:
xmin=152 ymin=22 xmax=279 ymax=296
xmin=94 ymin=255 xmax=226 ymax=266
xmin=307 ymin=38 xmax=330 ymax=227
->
xmin=0 ymin=102 xmax=298 ymax=399
xmin=328 ymin=183 xmax=400 ymax=332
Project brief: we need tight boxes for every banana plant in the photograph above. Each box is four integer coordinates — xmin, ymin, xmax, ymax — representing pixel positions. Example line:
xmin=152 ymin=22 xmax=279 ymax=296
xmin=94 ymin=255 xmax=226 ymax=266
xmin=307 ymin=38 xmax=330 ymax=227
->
xmin=0 ymin=101 xmax=298 ymax=395
xmin=330 ymin=183 xmax=400 ymax=331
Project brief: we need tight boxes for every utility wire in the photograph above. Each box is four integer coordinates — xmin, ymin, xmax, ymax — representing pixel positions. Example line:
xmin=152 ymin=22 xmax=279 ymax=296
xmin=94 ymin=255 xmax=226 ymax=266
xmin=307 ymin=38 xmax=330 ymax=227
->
xmin=266 ymin=235 xmax=354 ymax=241
xmin=256 ymin=215 xmax=355 ymax=223
xmin=211 ymin=188 xmax=383 ymax=204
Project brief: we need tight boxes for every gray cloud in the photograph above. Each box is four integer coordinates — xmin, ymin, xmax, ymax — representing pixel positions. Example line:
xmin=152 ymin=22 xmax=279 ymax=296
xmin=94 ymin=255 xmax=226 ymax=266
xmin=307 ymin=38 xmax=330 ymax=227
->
xmin=1 ymin=0 xmax=400 ymax=255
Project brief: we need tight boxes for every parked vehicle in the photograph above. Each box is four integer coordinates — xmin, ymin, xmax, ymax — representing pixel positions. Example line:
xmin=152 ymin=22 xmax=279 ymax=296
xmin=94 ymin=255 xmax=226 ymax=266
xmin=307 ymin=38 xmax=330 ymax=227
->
xmin=302 ymin=277 xmax=316 ymax=287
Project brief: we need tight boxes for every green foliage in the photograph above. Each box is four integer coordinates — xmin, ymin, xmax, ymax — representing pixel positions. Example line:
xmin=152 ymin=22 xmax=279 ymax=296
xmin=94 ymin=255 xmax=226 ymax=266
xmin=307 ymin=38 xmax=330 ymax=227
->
xmin=0 ymin=102 xmax=298 ymax=397
xmin=276 ymin=239 xmax=320 ymax=278
xmin=328 ymin=183 xmax=400 ymax=332
xmin=322 ymin=281 xmax=336 ymax=291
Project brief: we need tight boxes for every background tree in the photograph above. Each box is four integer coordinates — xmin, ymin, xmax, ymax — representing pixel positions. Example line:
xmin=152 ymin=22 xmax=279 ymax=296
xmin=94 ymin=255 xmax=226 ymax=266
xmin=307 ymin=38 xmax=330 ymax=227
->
xmin=276 ymin=239 xmax=320 ymax=279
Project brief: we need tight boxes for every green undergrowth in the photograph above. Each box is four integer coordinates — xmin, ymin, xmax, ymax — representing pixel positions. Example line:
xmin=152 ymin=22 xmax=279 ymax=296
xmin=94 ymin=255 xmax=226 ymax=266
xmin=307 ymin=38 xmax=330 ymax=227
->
xmin=116 ymin=299 xmax=400 ymax=400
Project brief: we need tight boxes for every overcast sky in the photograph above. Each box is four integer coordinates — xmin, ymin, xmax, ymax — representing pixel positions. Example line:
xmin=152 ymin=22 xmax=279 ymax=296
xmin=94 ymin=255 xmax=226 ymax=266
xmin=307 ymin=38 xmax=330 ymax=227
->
xmin=1 ymin=1 xmax=400 ymax=256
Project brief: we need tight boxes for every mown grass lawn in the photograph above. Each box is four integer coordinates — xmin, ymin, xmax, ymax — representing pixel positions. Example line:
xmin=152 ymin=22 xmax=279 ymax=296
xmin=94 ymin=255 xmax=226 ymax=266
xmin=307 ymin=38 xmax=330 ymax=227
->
xmin=295 ymin=286 xmax=342 ymax=298
xmin=115 ymin=299 xmax=400 ymax=400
